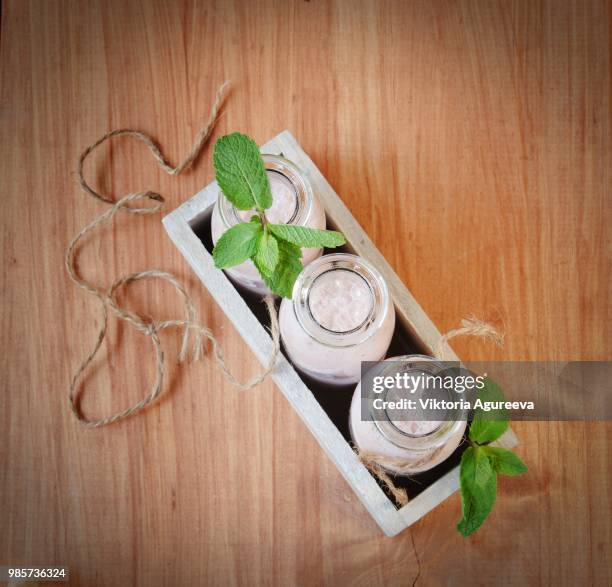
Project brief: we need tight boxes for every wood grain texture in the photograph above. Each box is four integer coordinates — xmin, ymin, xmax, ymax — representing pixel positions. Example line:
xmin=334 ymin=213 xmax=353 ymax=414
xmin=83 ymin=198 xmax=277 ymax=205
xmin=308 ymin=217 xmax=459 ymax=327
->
xmin=1 ymin=1 xmax=610 ymax=585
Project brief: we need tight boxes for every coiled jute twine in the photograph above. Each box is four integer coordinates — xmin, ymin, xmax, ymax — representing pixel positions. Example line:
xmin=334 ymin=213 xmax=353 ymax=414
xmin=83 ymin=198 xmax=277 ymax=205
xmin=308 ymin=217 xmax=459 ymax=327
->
xmin=66 ymin=81 xmax=281 ymax=428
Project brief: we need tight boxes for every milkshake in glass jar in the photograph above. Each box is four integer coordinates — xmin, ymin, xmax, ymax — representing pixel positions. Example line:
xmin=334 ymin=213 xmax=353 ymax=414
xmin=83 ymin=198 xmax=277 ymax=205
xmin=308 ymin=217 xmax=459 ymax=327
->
xmin=211 ymin=154 xmax=326 ymax=295
xmin=279 ymin=253 xmax=395 ymax=386
xmin=349 ymin=355 xmax=467 ymax=474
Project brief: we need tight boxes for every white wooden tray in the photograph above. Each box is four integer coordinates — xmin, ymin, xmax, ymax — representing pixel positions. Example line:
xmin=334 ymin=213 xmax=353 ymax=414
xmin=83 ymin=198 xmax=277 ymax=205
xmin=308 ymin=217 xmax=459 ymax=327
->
xmin=162 ymin=130 xmax=517 ymax=536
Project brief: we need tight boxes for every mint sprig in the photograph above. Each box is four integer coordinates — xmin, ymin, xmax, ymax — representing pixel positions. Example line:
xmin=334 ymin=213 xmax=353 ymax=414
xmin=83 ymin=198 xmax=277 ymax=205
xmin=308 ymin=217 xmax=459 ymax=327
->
xmin=212 ymin=132 xmax=346 ymax=298
xmin=457 ymin=379 xmax=527 ymax=537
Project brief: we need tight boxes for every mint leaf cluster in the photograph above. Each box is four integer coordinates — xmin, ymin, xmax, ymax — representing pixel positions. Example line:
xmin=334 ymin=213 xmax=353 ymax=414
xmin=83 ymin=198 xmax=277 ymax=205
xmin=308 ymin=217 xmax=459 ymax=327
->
xmin=458 ymin=379 xmax=527 ymax=537
xmin=212 ymin=133 xmax=345 ymax=298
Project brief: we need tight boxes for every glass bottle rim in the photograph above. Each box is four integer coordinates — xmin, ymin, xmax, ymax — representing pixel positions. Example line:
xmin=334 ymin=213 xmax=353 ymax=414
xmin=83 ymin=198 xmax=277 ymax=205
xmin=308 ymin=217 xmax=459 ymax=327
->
xmin=217 ymin=154 xmax=314 ymax=229
xmin=292 ymin=253 xmax=391 ymax=348
xmin=369 ymin=355 xmax=468 ymax=452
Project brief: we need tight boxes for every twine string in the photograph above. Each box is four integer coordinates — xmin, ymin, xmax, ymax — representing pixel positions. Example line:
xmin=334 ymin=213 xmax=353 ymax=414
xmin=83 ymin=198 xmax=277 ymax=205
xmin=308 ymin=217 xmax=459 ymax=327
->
xmin=76 ymin=81 xmax=229 ymax=206
xmin=433 ymin=316 xmax=504 ymax=360
xmin=359 ymin=453 xmax=409 ymax=506
xmin=66 ymin=81 xmax=281 ymax=428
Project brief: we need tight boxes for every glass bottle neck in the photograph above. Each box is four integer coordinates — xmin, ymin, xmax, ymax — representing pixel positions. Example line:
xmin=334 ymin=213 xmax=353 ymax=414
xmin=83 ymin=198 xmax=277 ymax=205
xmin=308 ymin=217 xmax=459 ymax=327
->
xmin=369 ymin=355 xmax=467 ymax=451
xmin=218 ymin=154 xmax=314 ymax=229
xmin=292 ymin=253 xmax=390 ymax=348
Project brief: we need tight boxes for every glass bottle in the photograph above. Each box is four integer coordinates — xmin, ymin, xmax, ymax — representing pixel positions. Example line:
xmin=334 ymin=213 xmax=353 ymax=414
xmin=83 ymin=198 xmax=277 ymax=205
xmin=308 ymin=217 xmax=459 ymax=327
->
xmin=349 ymin=355 xmax=467 ymax=474
xmin=211 ymin=154 xmax=325 ymax=295
xmin=279 ymin=253 xmax=395 ymax=385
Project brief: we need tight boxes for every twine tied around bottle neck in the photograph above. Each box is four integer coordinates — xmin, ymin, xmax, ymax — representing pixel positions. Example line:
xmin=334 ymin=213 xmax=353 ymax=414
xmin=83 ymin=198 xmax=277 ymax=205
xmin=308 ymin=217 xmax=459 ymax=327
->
xmin=65 ymin=81 xmax=282 ymax=429
xmin=356 ymin=317 xmax=504 ymax=506
xmin=433 ymin=317 xmax=504 ymax=360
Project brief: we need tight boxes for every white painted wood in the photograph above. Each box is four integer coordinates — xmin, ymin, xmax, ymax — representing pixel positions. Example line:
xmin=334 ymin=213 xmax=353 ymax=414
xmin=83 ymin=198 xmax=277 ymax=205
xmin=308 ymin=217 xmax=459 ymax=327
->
xmin=162 ymin=130 xmax=518 ymax=537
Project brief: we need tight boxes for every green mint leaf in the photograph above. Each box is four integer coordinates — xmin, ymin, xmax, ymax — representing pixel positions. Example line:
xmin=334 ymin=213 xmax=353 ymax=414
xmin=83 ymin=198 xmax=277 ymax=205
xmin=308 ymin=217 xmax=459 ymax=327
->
xmin=474 ymin=445 xmax=494 ymax=488
xmin=469 ymin=419 xmax=509 ymax=446
xmin=268 ymin=224 xmax=346 ymax=248
xmin=482 ymin=446 xmax=528 ymax=476
xmin=213 ymin=133 xmax=273 ymax=211
xmin=254 ymin=239 xmax=303 ymax=298
xmin=469 ymin=378 xmax=509 ymax=445
xmin=212 ymin=220 xmax=262 ymax=269
xmin=457 ymin=447 xmax=497 ymax=537
xmin=254 ymin=231 xmax=279 ymax=276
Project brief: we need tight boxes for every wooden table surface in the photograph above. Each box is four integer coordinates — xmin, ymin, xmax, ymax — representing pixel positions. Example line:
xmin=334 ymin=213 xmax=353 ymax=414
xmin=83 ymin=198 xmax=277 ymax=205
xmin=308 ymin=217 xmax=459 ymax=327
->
xmin=1 ymin=1 xmax=610 ymax=585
